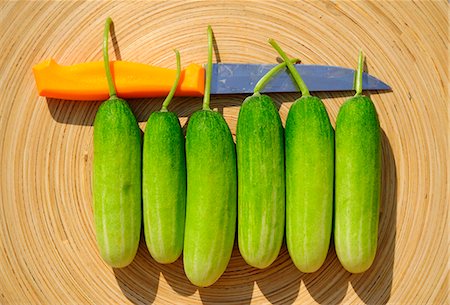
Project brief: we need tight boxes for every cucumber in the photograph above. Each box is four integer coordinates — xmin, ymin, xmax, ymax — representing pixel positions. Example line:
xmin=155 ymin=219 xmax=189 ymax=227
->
xmin=269 ymin=39 xmax=334 ymax=273
xmin=284 ymin=96 xmax=334 ymax=272
xmin=143 ymin=50 xmax=185 ymax=264
xmin=93 ymin=18 xmax=141 ymax=268
xmin=236 ymin=62 xmax=288 ymax=268
xmin=93 ymin=99 xmax=142 ymax=267
xmin=183 ymin=26 xmax=237 ymax=287
xmin=334 ymin=51 xmax=381 ymax=273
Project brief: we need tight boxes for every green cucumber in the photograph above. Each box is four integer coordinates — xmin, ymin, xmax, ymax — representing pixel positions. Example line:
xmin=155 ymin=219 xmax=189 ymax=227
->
xmin=284 ymin=96 xmax=334 ymax=273
xmin=93 ymin=18 xmax=141 ymax=268
xmin=143 ymin=50 xmax=185 ymax=264
xmin=334 ymin=51 xmax=381 ymax=273
xmin=183 ymin=26 xmax=237 ymax=287
xmin=269 ymin=39 xmax=334 ymax=273
xmin=236 ymin=60 xmax=297 ymax=268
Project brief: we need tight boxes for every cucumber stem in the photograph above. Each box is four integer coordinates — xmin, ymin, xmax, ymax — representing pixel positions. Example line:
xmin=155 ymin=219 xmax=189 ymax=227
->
xmin=253 ymin=58 xmax=300 ymax=94
xmin=354 ymin=50 xmax=364 ymax=96
xmin=202 ymin=25 xmax=213 ymax=111
xmin=268 ymin=39 xmax=310 ymax=97
xmin=103 ymin=17 xmax=117 ymax=99
xmin=161 ymin=49 xmax=181 ymax=112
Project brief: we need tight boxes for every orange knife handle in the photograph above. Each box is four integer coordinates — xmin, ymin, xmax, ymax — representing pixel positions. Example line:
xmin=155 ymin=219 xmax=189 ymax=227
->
xmin=32 ymin=59 xmax=205 ymax=100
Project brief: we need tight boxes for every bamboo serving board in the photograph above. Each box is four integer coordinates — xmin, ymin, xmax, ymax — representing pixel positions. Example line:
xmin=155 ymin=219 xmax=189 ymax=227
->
xmin=0 ymin=1 xmax=447 ymax=304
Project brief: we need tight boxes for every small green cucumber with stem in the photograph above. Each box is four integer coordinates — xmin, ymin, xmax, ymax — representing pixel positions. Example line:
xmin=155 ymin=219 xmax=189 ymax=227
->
xmin=269 ymin=39 xmax=334 ymax=273
xmin=334 ymin=51 xmax=381 ymax=273
xmin=93 ymin=17 xmax=141 ymax=268
xmin=143 ymin=50 xmax=186 ymax=264
xmin=183 ymin=26 xmax=237 ymax=287
xmin=236 ymin=59 xmax=297 ymax=269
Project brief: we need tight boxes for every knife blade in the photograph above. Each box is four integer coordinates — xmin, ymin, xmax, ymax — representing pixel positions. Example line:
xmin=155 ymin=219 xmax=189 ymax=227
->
xmin=33 ymin=59 xmax=390 ymax=101
xmin=211 ymin=63 xmax=390 ymax=94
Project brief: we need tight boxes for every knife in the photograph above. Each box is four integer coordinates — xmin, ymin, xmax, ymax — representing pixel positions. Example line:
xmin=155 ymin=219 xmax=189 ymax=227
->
xmin=32 ymin=59 xmax=390 ymax=101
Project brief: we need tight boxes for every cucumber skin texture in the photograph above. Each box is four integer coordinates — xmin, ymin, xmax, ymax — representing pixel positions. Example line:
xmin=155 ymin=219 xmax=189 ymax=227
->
xmin=335 ymin=96 xmax=381 ymax=273
xmin=143 ymin=111 xmax=186 ymax=264
xmin=286 ymin=96 xmax=334 ymax=273
xmin=236 ymin=94 xmax=285 ymax=269
xmin=93 ymin=98 xmax=142 ymax=268
xmin=184 ymin=110 xmax=237 ymax=287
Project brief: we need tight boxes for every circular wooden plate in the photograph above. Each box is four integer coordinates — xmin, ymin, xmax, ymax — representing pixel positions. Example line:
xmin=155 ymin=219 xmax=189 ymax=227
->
xmin=0 ymin=1 xmax=447 ymax=304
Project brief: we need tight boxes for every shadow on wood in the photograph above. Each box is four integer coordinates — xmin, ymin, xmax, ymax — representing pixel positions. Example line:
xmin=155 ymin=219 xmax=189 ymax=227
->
xmin=113 ymin=235 xmax=160 ymax=305
xmin=255 ymin=243 xmax=302 ymax=305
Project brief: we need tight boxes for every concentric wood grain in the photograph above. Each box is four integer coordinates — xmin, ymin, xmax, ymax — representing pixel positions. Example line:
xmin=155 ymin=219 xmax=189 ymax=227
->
xmin=0 ymin=1 xmax=447 ymax=304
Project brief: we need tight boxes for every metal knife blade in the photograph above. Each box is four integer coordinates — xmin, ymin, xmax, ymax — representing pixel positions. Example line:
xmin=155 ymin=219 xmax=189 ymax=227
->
xmin=210 ymin=63 xmax=391 ymax=94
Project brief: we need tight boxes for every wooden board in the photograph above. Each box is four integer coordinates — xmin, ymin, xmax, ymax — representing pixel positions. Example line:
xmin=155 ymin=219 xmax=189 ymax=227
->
xmin=0 ymin=1 xmax=447 ymax=304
